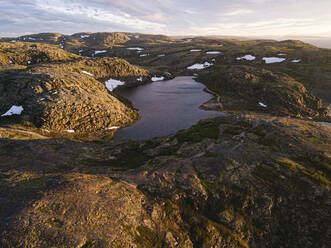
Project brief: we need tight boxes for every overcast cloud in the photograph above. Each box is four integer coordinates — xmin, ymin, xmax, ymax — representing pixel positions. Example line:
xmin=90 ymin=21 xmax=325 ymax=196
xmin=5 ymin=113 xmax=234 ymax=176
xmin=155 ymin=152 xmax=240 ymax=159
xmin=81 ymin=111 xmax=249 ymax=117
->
xmin=1 ymin=0 xmax=331 ymax=37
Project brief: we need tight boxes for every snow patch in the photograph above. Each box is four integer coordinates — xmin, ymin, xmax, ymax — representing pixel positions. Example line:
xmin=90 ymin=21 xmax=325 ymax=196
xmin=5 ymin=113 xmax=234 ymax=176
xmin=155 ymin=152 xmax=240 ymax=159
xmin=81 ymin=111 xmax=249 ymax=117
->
xmin=82 ymin=71 xmax=93 ymax=76
xmin=152 ymin=76 xmax=165 ymax=82
xmin=158 ymin=54 xmax=166 ymax=57
xmin=65 ymin=130 xmax=75 ymax=133
xmin=27 ymin=61 xmax=31 ymax=64
xmin=135 ymin=35 xmax=140 ymax=38
xmin=187 ymin=62 xmax=213 ymax=70
xmin=139 ymin=54 xmax=149 ymax=57
xmin=105 ymin=79 xmax=125 ymax=91
xmin=263 ymin=57 xmax=286 ymax=64
xmin=94 ymin=50 xmax=107 ymax=55
xmin=237 ymin=55 xmax=256 ymax=61
xmin=107 ymin=126 xmax=119 ymax=130
xmin=206 ymin=51 xmax=222 ymax=55
xmin=137 ymin=77 xmax=143 ymax=82
xmin=190 ymin=49 xmax=201 ymax=52
xmin=81 ymin=34 xmax=90 ymax=38
xmin=1 ymin=105 xmax=24 ymax=117
xmin=258 ymin=102 xmax=267 ymax=108
xmin=278 ymin=53 xmax=286 ymax=56
xmin=11 ymin=40 xmax=17 ymax=43
xmin=127 ymin=47 xmax=144 ymax=51
xmin=291 ymin=59 xmax=301 ymax=63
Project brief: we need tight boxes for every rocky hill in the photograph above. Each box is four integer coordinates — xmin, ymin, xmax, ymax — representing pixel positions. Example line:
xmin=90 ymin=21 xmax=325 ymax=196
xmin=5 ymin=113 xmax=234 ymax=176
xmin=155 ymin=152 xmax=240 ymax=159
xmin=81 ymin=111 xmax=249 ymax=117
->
xmin=0 ymin=42 xmax=80 ymax=66
xmin=0 ymin=43 xmax=149 ymax=139
xmin=0 ymin=33 xmax=330 ymax=247
xmin=198 ymin=65 xmax=328 ymax=118
xmin=0 ymin=116 xmax=330 ymax=247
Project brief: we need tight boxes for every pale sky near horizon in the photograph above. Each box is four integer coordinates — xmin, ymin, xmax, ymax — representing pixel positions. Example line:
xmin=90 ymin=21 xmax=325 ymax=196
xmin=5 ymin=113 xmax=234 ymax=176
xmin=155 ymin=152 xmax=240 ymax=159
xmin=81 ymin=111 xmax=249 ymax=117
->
xmin=1 ymin=0 xmax=331 ymax=37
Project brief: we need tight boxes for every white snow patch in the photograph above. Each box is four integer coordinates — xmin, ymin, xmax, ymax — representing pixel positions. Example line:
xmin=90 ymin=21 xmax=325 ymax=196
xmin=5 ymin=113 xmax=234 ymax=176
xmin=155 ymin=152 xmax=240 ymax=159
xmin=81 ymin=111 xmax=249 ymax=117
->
xmin=237 ymin=55 xmax=256 ymax=61
xmin=135 ymin=35 xmax=140 ymax=38
xmin=28 ymin=37 xmax=36 ymax=41
xmin=11 ymin=40 xmax=17 ymax=43
xmin=94 ymin=50 xmax=107 ymax=55
xmin=9 ymin=60 xmax=13 ymax=64
xmin=186 ymin=38 xmax=192 ymax=41
xmin=27 ymin=61 xmax=31 ymax=64
xmin=190 ymin=49 xmax=201 ymax=52
xmin=81 ymin=34 xmax=90 ymax=38
xmin=82 ymin=71 xmax=93 ymax=76
xmin=263 ymin=57 xmax=286 ymax=64
xmin=206 ymin=51 xmax=222 ymax=55
xmin=137 ymin=77 xmax=143 ymax=82
xmin=79 ymin=49 xmax=83 ymax=53
xmin=139 ymin=54 xmax=149 ymax=57
xmin=65 ymin=130 xmax=75 ymax=133
xmin=105 ymin=79 xmax=125 ymax=91
xmin=187 ymin=62 xmax=213 ymax=70
xmin=151 ymin=76 xmax=165 ymax=82
xmin=107 ymin=126 xmax=119 ymax=130
xmin=211 ymin=59 xmax=216 ymax=62
xmin=127 ymin=47 xmax=144 ymax=51
xmin=291 ymin=59 xmax=301 ymax=63
xmin=158 ymin=54 xmax=165 ymax=57
xmin=278 ymin=53 xmax=286 ymax=56
xmin=258 ymin=102 xmax=267 ymax=108
xmin=1 ymin=105 xmax=24 ymax=117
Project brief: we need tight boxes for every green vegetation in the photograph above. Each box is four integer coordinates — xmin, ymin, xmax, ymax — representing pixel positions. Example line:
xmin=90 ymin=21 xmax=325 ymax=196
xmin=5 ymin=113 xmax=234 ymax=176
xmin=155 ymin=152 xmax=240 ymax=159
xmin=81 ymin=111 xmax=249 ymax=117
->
xmin=223 ymin=121 xmax=252 ymax=135
xmin=175 ymin=118 xmax=221 ymax=142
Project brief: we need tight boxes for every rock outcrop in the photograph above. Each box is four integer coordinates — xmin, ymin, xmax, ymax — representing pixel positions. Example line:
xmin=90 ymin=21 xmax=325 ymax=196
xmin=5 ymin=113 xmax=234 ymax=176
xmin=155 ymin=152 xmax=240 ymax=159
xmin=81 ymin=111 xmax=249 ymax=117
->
xmin=0 ymin=52 xmax=149 ymax=135
xmin=198 ymin=65 xmax=328 ymax=118
xmin=0 ymin=42 xmax=80 ymax=66
xmin=0 ymin=116 xmax=330 ymax=247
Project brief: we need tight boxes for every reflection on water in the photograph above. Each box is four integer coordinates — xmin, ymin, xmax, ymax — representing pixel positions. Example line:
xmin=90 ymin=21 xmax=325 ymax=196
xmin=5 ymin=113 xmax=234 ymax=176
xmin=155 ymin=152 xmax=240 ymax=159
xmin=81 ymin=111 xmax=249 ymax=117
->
xmin=114 ymin=76 xmax=223 ymax=140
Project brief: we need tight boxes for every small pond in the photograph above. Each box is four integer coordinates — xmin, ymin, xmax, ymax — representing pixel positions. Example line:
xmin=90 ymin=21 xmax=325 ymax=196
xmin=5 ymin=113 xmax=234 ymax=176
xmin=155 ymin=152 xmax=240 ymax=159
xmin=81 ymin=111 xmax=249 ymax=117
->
xmin=114 ymin=76 xmax=224 ymax=140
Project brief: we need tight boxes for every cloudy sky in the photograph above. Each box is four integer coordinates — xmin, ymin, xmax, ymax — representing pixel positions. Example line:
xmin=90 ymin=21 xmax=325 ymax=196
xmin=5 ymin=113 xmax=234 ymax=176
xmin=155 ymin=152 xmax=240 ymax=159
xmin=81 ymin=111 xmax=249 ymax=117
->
xmin=1 ymin=0 xmax=331 ymax=37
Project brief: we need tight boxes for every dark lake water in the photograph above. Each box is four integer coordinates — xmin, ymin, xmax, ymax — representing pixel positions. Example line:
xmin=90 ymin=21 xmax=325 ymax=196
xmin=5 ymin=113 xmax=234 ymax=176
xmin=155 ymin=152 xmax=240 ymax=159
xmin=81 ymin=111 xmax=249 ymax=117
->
xmin=114 ymin=76 xmax=223 ymax=140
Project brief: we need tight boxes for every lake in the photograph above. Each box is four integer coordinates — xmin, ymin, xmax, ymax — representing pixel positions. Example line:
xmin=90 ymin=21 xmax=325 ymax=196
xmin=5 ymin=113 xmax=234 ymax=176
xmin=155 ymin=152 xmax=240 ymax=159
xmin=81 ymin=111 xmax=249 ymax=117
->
xmin=114 ymin=76 xmax=223 ymax=140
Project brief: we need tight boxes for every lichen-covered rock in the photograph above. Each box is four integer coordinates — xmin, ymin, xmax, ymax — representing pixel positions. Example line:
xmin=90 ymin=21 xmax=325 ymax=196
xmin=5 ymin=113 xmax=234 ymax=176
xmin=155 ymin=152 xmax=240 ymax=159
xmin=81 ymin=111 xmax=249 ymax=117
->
xmin=198 ymin=65 xmax=328 ymax=118
xmin=1 ymin=116 xmax=329 ymax=248
xmin=0 ymin=42 xmax=80 ymax=65
xmin=0 ymin=55 xmax=148 ymax=135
